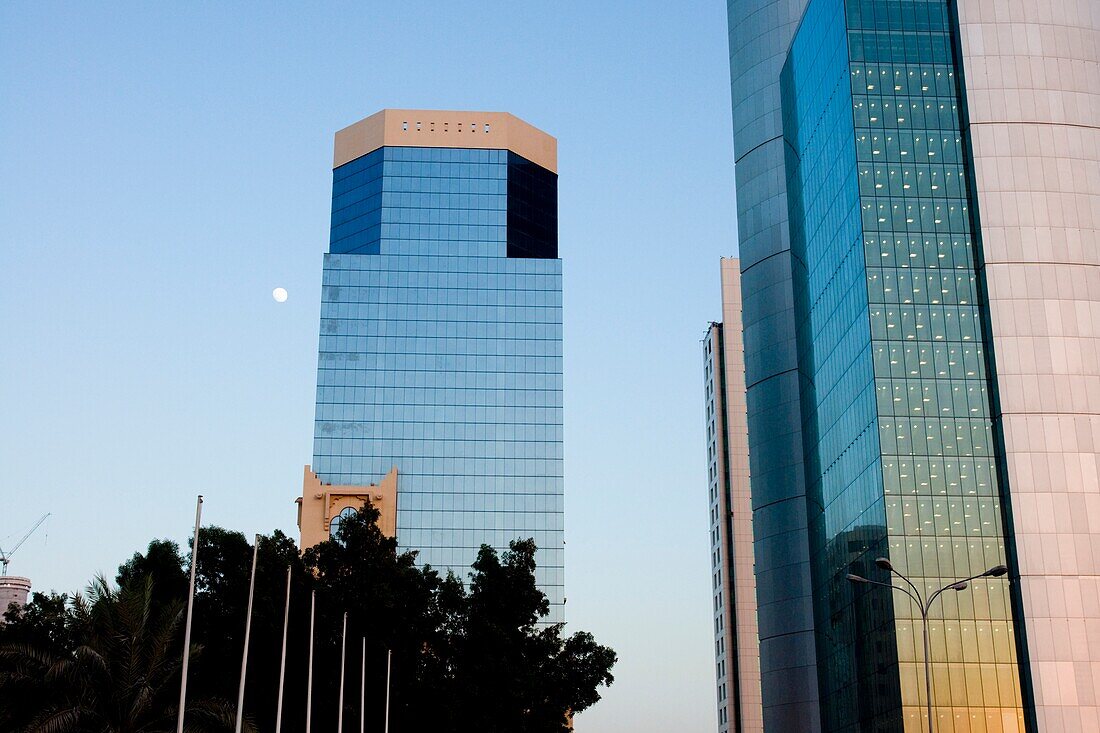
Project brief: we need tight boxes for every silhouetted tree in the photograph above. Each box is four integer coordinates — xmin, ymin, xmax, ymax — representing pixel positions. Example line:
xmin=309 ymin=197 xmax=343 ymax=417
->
xmin=437 ymin=540 xmax=617 ymax=733
xmin=0 ymin=505 xmax=616 ymax=733
xmin=0 ymin=575 xmax=243 ymax=732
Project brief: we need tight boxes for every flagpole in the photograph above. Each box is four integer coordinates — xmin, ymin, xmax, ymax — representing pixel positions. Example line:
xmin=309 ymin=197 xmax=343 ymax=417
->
xmin=338 ymin=612 xmax=347 ymax=732
xmin=359 ymin=637 xmax=365 ymax=733
xmin=384 ymin=648 xmax=392 ymax=733
xmin=176 ymin=495 xmax=203 ymax=733
xmin=305 ymin=589 xmax=315 ymax=733
xmin=274 ymin=565 xmax=291 ymax=733
xmin=234 ymin=534 xmax=260 ymax=733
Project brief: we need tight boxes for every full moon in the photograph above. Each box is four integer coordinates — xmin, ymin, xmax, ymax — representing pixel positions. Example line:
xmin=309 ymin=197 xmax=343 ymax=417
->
xmin=272 ymin=287 xmax=288 ymax=303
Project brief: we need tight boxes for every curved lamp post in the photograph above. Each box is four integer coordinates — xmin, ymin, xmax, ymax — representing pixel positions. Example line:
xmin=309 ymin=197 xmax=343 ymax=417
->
xmin=847 ymin=558 xmax=1008 ymax=733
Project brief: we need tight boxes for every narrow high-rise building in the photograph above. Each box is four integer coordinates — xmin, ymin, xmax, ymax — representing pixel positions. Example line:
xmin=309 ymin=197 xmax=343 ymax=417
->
xmin=703 ymin=258 xmax=763 ymax=733
xmin=307 ymin=110 xmax=564 ymax=620
xmin=722 ymin=0 xmax=1100 ymax=730
xmin=725 ymin=0 xmax=822 ymax=729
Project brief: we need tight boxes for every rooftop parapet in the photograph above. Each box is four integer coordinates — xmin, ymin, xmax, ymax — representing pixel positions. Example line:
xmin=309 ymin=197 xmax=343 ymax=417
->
xmin=333 ymin=109 xmax=557 ymax=173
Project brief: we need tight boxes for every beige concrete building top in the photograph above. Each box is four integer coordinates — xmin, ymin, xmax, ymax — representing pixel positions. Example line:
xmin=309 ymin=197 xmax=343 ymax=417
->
xmin=296 ymin=465 xmax=398 ymax=551
xmin=333 ymin=109 xmax=557 ymax=173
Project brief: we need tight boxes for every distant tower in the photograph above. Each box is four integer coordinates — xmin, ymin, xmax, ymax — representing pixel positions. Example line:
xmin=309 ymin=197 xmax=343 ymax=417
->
xmin=702 ymin=258 xmax=763 ymax=733
xmin=0 ymin=513 xmax=48 ymax=621
xmin=0 ymin=576 xmax=32 ymax=620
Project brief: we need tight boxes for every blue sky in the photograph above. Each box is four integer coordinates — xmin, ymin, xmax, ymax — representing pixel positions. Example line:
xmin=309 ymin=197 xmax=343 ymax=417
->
xmin=0 ymin=3 xmax=736 ymax=730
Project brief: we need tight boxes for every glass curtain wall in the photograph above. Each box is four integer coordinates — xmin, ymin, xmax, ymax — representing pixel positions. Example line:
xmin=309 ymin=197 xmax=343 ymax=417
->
xmin=784 ymin=0 xmax=1025 ymax=730
xmin=313 ymin=146 xmax=565 ymax=620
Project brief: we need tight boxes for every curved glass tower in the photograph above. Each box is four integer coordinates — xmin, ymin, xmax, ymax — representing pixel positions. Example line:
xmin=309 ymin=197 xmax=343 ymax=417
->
xmin=308 ymin=110 xmax=564 ymax=621
xmin=783 ymin=0 xmax=1024 ymax=728
xmin=725 ymin=0 xmax=822 ymax=729
xmin=723 ymin=0 xmax=1100 ymax=730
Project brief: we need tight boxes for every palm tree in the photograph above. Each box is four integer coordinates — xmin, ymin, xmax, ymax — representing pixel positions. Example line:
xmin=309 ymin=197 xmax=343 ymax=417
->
xmin=0 ymin=575 xmax=249 ymax=733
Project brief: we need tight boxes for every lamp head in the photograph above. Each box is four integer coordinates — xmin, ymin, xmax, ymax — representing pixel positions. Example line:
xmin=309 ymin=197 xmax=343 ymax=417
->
xmin=950 ymin=581 xmax=968 ymax=591
xmin=847 ymin=573 xmax=869 ymax=584
xmin=984 ymin=564 xmax=1009 ymax=578
xmin=875 ymin=557 xmax=894 ymax=572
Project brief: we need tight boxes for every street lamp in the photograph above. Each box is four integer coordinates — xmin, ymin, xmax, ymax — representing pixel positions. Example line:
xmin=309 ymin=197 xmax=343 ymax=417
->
xmin=847 ymin=558 xmax=1008 ymax=733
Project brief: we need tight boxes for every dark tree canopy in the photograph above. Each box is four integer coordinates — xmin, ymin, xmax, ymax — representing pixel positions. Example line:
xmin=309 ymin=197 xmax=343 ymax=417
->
xmin=0 ymin=575 xmax=244 ymax=733
xmin=0 ymin=503 xmax=615 ymax=733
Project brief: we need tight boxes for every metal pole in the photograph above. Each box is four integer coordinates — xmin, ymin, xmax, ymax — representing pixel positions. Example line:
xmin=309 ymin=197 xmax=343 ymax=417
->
xmin=275 ymin=565 xmax=291 ymax=733
xmin=849 ymin=562 xmax=1008 ymax=733
xmin=174 ymin=493 xmax=203 ymax=726
xmin=176 ymin=495 xmax=203 ymax=733
xmin=306 ymin=590 xmax=315 ymax=733
xmin=384 ymin=648 xmax=392 ymax=733
xmin=338 ymin=612 xmax=347 ymax=732
xmin=235 ymin=535 xmax=260 ymax=733
xmin=359 ymin=637 xmax=365 ymax=733
xmin=922 ymin=604 xmax=933 ymax=733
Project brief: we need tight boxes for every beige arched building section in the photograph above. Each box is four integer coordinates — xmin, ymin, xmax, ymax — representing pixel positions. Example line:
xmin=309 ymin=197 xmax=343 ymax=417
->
xmin=297 ymin=465 xmax=398 ymax=550
xmin=957 ymin=1 xmax=1100 ymax=729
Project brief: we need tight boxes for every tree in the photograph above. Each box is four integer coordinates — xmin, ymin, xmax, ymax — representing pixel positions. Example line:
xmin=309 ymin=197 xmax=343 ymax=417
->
xmin=2 ymin=591 xmax=74 ymax=655
xmin=0 ymin=505 xmax=616 ymax=733
xmin=190 ymin=529 xmax=311 ymax=733
xmin=0 ymin=592 xmax=75 ymax=732
xmin=116 ymin=538 xmax=188 ymax=610
xmin=114 ymin=530 xmax=312 ymax=733
xmin=437 ymin=540 xmax=617 ymax=733
xmin=0 ymin=575 xmax=244 ymax=733
xmin=307 ymin=509 xmax=616 ymax=732
xmin=304 ymin=500 xmax=446 ymax=730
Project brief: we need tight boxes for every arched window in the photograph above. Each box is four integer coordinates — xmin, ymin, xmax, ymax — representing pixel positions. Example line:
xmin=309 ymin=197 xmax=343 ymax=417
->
xmin=329 ymin=506 xmax=358 ymax=539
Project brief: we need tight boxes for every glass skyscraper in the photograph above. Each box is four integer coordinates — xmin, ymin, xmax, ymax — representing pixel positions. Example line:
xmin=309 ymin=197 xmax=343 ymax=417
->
xmin=308 ymin=110 xmax=564 ymax=620
xmin=784 ymin=0 xmax=1024 ymax=728
xmin=719 ymin=0 xmax=1100 ymax=731
xmin=724 ymin=0 xmax=823 ymax=727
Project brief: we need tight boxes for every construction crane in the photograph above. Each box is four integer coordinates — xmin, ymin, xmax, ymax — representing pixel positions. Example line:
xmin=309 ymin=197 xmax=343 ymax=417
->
xmin=1 ymin=513 xmax=50 ymax=576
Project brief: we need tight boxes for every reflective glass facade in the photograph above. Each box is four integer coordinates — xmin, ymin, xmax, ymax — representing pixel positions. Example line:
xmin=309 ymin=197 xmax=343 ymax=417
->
xmin=312 ymin=143 xmax=564 ymax=620
xmin=782 ymin=1 xmax=1025 ymax=730
xmin=725 ymin=0 xmax=823 ymax=725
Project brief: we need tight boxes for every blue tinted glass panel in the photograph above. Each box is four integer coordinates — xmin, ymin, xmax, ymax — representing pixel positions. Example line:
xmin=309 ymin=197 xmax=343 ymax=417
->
xmin=783 ymin=0 xmax=1025 ymax=728
xmin=314 ymin=145 xmax=564 ymax=621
